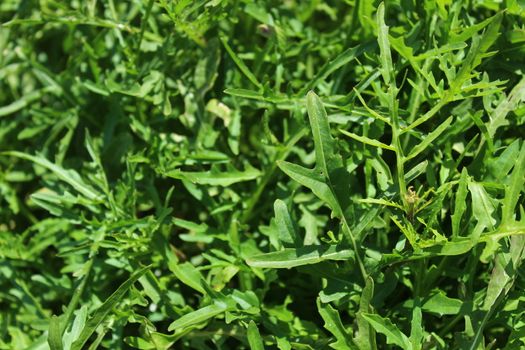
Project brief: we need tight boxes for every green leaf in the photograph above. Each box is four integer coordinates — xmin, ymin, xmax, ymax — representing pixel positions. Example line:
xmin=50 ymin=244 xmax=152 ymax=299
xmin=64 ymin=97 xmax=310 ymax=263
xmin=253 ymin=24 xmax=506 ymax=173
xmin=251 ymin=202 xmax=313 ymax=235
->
xmin=449 ymin=13 xmax=501 ymax=44
xmin=483 ymin=234 xmax=525 ymax=312
xmin=277 ymin=161 xmax=340 ymax=217
xmin=279 ymin=91 xmax=356 ymax=254
xmin=274 ymin=199 xmax=300 ymax=248
xmin=502 ymin=143 xmax=525 ymax=226
xmin=483 ymin=253 xmax=511 ymax=312
xmin=450 ymin=12 xmax=503 ymax=94
xmin=246 ymin=245 xmax=354 ymax=269
xmin=452 ymin=168 xmax=469 ymax=237
xmin=220 ymin=36 xmax=262 ymax=89
xmin=421 ymin=291 xmax=463 ymax=315
xmin=167 ymin=262 xmax=207 ymax=294
xmin=376 ymin=2 xmax=394 ymax=86
xmin=409 ymin=306 xmax=423 ymax=350
xmin=405 ymin=116 xmax=453 ymax=161
xmin=224 ymin=88 xmax=265 ymax=100
xmin=3 ymin=151 xmax=102 ymax=201
xmin=164 ymin=166 xmax=261 ymax=186
xmin=476 ymin=235 xmax=525 ymax=350
xmin=488 ymin=139 xmax=521 ymax=181
xmin=405 ymin=161 xmax=428 ymax=184
xmin=124 ymin=336 xmax=156 ymax=349
xmin=63 ymin=306 xmax=88 ymax=350
xmin=306 ymin=91 xmax=340 ymax=176
xmin=79 ymin=79 xmax=110 ymax=96
xmin=362 ymin=313 xmax=412 ymax=350
xmin=468 ymin=181 xmax=497 ymax=232
xmin=70 ymin=266 xmax=151 ymax=350
xmin=48 ymin=315 xmax=64 ymax=350
xmin=247 ymin=321 xmax=265 ymax=350
xmin=0 ymin=87 xmax=57 ymax=117
xmin=339 ymin=129 xmax=395 ymax=151
xmin=488 ymin=77 xmax=525 ymax=139
xmin=358 ymin=198 xmax=404 ymax=210
xmin=355 ymin=277 xmax=376 ymax=350
xmin=317 ymin=298 xmax=356 ymax=350
xmin=168 ymin=301 xmax=231 ymax=332
xmin=422 ymin=238 xmax=474 ymax=256
xmin=469 ymin=110 xmax=494 ymax=151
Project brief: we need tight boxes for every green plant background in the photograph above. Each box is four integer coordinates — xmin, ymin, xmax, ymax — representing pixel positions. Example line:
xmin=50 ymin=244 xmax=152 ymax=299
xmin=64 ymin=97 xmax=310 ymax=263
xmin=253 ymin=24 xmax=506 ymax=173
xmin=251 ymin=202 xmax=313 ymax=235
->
xmin=1 ymin=1 xmax=525 ymax=349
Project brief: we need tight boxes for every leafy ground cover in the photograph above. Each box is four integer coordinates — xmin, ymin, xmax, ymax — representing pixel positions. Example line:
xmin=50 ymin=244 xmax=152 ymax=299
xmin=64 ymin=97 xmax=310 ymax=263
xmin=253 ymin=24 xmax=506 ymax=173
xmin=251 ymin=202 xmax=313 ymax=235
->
xmin=1 ymin=1 xmax=525 ymax=349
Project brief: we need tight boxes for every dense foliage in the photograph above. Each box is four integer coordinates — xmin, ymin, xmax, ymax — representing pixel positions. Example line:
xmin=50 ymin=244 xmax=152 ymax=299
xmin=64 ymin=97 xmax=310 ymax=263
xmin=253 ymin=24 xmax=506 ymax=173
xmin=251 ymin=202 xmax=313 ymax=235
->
xmin=1 ymin=1 xmax=525 ymax=349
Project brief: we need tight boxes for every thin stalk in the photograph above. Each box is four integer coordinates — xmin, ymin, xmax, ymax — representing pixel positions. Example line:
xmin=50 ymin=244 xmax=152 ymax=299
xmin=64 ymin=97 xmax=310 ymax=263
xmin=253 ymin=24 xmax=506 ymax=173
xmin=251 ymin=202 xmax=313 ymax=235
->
xmin=377 ymin=3 xmax=406 ymax=207
xmin=390 ymin=87 xmax=407 ymax=208
xmin=136 ymin=0 xmax=155 ymax=53
xmin=437 ymin=312 xmax=463 ymax=339
xmin=341 ymin=215 xmax=368 ymax=282
xmin=60 ymin=258 xmax=94 ymax=335
xmin=414 ymin=259 xmax=425 ymax=298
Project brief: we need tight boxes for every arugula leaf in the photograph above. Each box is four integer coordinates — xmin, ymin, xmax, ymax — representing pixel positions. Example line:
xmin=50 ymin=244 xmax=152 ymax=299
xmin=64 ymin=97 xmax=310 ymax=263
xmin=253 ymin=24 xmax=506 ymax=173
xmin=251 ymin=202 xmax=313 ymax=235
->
xmin=246 ymin=245 xmax=354 ymax=269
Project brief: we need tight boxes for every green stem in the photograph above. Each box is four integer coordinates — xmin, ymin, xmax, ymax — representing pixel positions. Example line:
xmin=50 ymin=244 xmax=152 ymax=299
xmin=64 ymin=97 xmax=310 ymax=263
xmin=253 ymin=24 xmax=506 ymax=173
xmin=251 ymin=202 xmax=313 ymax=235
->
xmin=414 ymin=259 xmax=424 ymax=298
xmin=341 ymin=215 xmax=368 ymax=282
xmin=60 ymin=258 xmax=94 ymax=335
xmin=136 ymin=0 xmax=155 ymax=54
xmin=389 ymin=86 xmax=407 ymax=208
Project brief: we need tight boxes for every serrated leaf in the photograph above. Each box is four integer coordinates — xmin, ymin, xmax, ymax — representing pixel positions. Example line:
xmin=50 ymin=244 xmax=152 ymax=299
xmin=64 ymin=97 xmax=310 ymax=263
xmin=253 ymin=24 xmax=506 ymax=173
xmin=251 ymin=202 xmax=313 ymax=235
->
xmin=422 ymin=238 xmax=474 ymax=256
xmin=317 ymin=298 xmax=356 ymax=350
xmin=277 ymin=161 xmax=341 ymax=217
xmin=483 ymin=234 xmax=525 ymax=312
xmin=124 ymin=336 xmax=156 ymax=349
xmin=278 ymin=91 xmax=361 ymax=278
xmin=450 ymin=12 xmax=502 ymax=94
xmin=362 ymin=313 xmax=412 ymax=350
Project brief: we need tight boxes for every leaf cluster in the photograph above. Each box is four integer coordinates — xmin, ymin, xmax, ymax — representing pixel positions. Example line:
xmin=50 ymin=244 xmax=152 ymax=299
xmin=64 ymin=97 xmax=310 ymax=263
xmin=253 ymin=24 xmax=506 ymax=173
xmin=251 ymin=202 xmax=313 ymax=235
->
xmin=1 ymin=1 xmax=525 ymax=349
